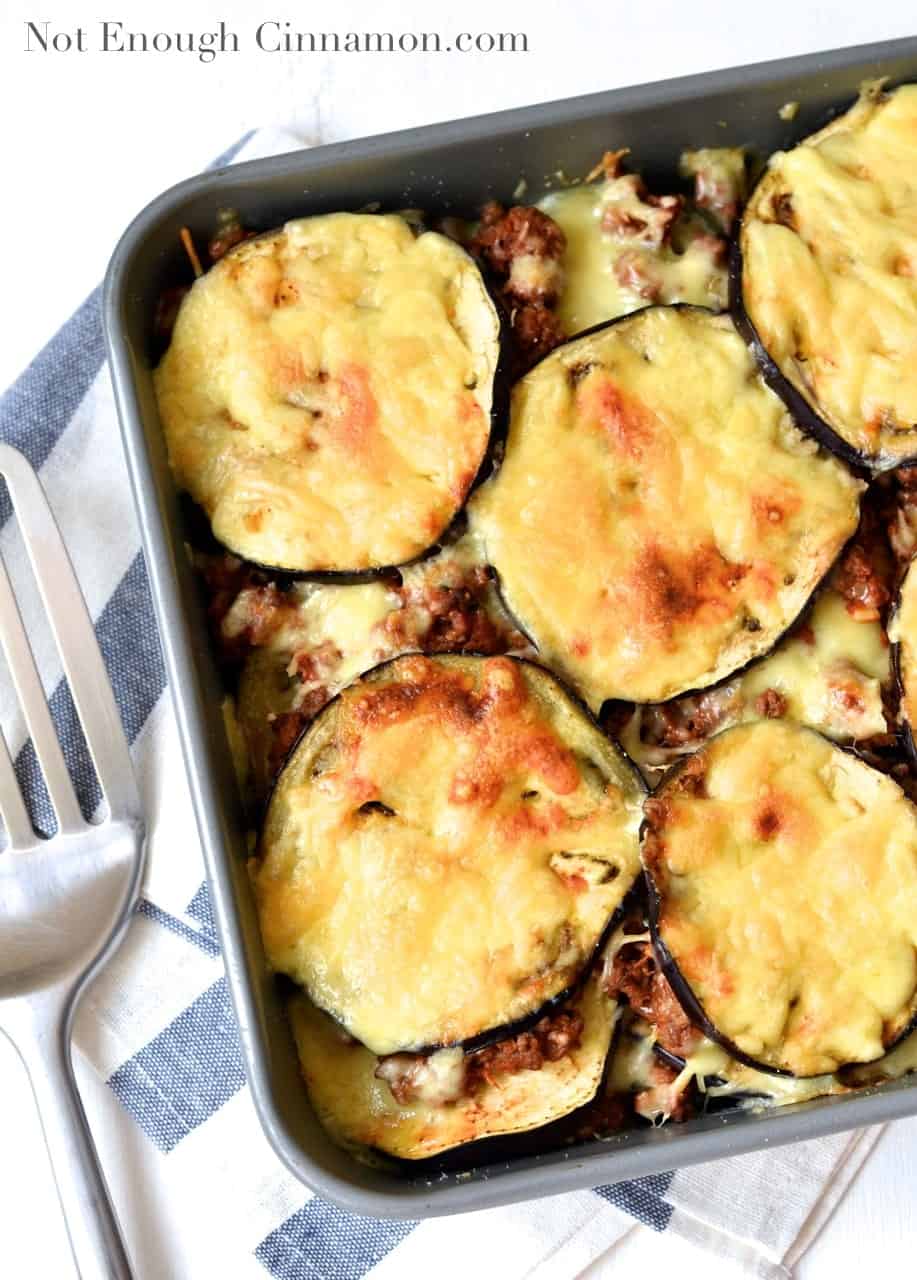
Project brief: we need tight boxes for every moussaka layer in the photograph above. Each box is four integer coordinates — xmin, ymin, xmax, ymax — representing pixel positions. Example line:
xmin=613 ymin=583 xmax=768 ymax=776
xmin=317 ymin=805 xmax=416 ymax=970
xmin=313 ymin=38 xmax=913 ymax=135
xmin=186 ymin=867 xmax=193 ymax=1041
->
xmin=738 ymin=82 xmax=917 ymax=468
xmin=253 ymin=653 xmax=644 ymax=1056
xmin=644 ymin=720 xmax=917 ymax=1076
xmin=154 ymin=213 xmax=500 ymax=572
xmin=289 ymin=970 xmax=615 ymax=1160
xmin=470 ymin=306 xmax=862 ymax=706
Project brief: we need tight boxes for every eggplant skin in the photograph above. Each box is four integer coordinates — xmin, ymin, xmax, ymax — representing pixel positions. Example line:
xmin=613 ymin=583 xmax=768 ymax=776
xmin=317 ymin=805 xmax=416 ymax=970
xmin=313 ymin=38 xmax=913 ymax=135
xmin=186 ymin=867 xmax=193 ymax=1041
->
xmin=253 ymin=653 xmax=645 ymax=1057
xmin=154 ymin=212 xmax=503 ymax=575
xmin=469 ymin=304 xmax=863 ymax=708
xmin=889 ymin=556 xmax=917 ymax=769
xmin=643 ymin=720 xmax=917 ymax=1077
xmin=736 ymin=83 xmax=917 ymax=470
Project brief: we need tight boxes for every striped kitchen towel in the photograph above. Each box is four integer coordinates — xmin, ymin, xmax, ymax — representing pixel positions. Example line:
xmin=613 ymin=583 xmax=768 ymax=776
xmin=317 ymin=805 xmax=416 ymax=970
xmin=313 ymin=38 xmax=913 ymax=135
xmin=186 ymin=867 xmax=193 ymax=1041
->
xmin=0 ymin=127 xmax=881 ymax=1280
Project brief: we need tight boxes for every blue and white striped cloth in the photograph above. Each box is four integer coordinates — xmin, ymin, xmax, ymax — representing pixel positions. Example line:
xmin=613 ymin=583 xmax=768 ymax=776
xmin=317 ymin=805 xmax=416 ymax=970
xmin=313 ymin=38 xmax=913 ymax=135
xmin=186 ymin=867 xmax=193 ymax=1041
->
xmin=0 ymin=129 xmax=881 ymax=1280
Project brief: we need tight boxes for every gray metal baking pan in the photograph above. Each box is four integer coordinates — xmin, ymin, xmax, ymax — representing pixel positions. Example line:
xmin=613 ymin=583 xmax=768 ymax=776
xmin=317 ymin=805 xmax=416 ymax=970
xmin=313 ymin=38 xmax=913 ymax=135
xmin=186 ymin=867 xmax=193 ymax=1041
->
xmin=104 ymin=37 xmax=917 ymax=1218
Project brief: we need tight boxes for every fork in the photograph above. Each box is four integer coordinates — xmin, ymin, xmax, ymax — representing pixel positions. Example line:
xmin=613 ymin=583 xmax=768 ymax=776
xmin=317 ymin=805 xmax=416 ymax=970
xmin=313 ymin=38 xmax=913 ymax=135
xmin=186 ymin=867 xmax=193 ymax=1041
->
xmin=0 ymin=444 xmax=144 ymax=1279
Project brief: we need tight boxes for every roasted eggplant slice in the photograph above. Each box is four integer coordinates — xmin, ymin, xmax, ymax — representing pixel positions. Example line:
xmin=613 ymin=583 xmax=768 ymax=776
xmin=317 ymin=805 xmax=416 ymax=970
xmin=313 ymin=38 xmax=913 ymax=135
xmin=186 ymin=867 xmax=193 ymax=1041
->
xmin=155 ymin=213 xmax=501 ymax=573
xmin=644 ymin=720 xmax=917 ymax=1077
xmin=470 ymin=306 xmax=862 ymax=706
xmin=254 ymin=653 xmax=644 ymax=1056
xmin=890 ymin=556 xmax=917 ymax=762
xmin=288 ymin=970 xmax=616 ymax=1160
xmin=737 ymin=82 xmax=917 ymax=469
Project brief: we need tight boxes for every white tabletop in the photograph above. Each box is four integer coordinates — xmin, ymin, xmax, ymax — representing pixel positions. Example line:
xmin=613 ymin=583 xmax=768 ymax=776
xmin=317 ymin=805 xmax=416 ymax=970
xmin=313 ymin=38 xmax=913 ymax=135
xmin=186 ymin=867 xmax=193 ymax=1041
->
xmin=2 ymin=1 xmax=916 ymax=1273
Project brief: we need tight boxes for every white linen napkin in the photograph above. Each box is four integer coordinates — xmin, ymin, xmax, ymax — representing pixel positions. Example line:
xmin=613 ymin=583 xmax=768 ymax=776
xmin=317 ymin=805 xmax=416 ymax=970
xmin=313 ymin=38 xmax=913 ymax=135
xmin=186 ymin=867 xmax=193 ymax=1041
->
xmin=0 ymin=126 xmax=882 ymax=1280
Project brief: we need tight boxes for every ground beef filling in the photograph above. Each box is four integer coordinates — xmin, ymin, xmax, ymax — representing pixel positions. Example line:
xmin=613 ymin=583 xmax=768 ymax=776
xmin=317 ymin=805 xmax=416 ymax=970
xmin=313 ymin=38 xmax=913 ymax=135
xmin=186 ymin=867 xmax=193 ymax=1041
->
xmin=198 ymin=555 xmax=283 ymax=665
xmin=207 ymin=211 xmax=255 ymax=263
xmin=605 ymin=940 xmax=700 ymax=1060
xmin=374 ymin=1009 xmax=585 ymax=1106
xmin=471 ymin=202 xmax=567 ymax=372
xmin=876 ymin=468 xmax=917 ymax=576
xmin=834 ymin=545 xmax=892 ymax=621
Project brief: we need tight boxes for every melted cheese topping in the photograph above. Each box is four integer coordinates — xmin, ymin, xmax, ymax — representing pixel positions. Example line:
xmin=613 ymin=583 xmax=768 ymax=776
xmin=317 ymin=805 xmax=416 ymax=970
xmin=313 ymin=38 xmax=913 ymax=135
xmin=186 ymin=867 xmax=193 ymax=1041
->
xmin=155 ymin=214 xmax=498 ymax=571
xmin=470 ymin=307 xmax=862 ymax=706
xmin=235 ymin=580 xmax=396 ymax=795
xmin=609 ymin=1017 xmax=851 ymax=1116
xmin=255 ymin=655 xmax=643 ymax=1055
xmin=648 ymin=720 xmax=917 ymax=1075
xmin=742 ymin=84 xmax=917 ymax=465
xmin=289 ymin=581 xmax=396 ymax=687
xmin=288 ymin=974 xmax=614 ymax=1160
xmin=889 ymin=557 xmax=917 ymax=734
xmin=539 ymin=183 xmax=727 ymax=335
xmin=235 ymin=535 xmax=529 ymax=797
xmin=624 ymin=589 xmax=889 ymax=775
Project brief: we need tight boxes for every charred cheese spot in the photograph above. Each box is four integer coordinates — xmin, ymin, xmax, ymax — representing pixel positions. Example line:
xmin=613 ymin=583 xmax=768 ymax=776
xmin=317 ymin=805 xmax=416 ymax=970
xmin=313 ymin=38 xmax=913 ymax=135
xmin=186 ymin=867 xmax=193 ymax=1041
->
xmin=254 ymin=655 xmax=643 ymax=1055
xmin=646 ymin=721 xmax=917 ymax=1076
xmin=470 ymin=308 xmax=862 ymax=705
xmin=741 ymin=83 xmax=917 ymax=466
xmin=287 ymin=973 xmax=616 ymax=1160
xmin=155 ymin=213 xmax=499 ymax=571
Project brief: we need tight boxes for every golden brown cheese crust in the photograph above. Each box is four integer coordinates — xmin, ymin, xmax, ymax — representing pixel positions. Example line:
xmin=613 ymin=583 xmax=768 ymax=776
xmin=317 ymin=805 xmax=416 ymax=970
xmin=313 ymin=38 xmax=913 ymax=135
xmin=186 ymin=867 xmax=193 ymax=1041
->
xmin=289 ymin=974 xmax=615 ymax=1160
xmin=890 ymin=557 xmax=917 ymax=737
xmin=233 ymin=534 xmax=530 ymax=798
xmin=646 ymin=721 xmax=917 ymax=1076
xmin=254 ymin=654 xmax=643 ymax=1055
xmin=741 ymin=83 xmax=917 ymax=466
xmin=154 ymin=213 xmax=498 ymax=571
xmin=470 ymin=307 xmax=862 ymax=706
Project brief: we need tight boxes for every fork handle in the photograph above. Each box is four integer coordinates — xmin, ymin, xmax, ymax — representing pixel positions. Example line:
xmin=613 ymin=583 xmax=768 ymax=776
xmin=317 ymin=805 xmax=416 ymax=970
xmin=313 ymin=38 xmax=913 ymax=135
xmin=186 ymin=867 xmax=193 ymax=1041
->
xmin=16 ymin=1010 xmax=134 ymax=1279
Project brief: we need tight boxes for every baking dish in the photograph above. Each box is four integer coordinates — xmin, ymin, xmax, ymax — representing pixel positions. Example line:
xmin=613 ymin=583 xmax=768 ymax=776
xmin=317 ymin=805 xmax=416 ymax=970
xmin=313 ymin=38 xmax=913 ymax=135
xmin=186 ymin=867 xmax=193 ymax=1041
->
xmin=104 ymin=37 xmax=917 ymax=1218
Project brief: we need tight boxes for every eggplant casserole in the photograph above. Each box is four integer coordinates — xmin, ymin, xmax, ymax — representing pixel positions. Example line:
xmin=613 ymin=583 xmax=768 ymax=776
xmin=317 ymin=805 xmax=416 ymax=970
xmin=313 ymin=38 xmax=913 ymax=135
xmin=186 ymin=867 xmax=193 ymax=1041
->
xmin=154 ymin=80 xmax=917 ymax=1168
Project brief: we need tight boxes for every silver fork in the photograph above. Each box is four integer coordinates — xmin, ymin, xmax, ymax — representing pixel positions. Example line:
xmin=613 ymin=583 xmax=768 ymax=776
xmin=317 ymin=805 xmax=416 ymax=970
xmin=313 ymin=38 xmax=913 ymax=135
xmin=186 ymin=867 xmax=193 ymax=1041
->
xmin=0 ymin=444 xmax=144 ymax=1279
